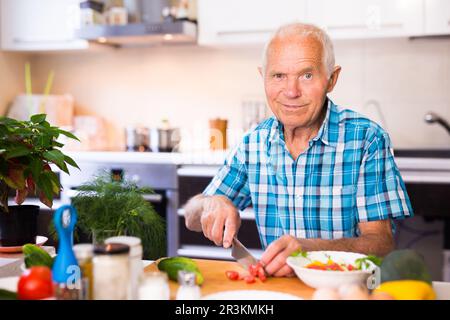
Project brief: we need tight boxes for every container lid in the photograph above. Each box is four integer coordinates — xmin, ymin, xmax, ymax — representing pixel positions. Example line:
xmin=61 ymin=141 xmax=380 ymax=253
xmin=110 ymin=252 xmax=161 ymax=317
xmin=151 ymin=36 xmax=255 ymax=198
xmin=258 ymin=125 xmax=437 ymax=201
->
xmin=104 ymin=236 xmax=142 ymax=257
xmin=94 ymin=243 xmax=130 ymax=255
xmin=73 ymin=243 xmax=94 ymax=259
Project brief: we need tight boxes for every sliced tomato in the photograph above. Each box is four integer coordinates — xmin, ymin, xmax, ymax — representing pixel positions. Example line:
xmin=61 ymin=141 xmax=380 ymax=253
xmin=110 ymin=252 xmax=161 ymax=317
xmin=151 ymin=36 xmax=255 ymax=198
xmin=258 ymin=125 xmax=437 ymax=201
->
xmin=225 ymin=270 xmax=240 ymax=281
xmin=257 ymin=268 xmax=267 ymax=282
xmin=248 ymin=264 xmax=258 ymax=277
xmin=244 ymin=275 xmax=256 ymax=284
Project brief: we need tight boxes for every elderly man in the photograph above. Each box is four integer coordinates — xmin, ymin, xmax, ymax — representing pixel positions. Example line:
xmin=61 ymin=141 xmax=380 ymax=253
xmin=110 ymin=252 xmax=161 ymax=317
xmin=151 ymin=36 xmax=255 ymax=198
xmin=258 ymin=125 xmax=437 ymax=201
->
xmin=184 ymin=23 xmax=413 ymax=277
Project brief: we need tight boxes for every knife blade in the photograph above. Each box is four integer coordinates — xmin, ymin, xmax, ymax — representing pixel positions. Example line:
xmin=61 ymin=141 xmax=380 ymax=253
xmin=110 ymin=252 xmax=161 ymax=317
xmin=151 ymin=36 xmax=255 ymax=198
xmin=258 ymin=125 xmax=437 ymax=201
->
xmin=231 ymin=237 xmax=258 ymax=270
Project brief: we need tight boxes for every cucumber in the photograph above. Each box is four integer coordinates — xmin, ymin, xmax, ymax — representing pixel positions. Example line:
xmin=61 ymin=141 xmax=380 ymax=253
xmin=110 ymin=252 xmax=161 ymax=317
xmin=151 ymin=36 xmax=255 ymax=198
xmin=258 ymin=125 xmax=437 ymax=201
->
xmin=157 ymin=257 xmax=204 ymax=285
xmin=22 ymin=244 xmax=54 ymax=269
xmin=0 ymin=289 xmax=17 ymax=300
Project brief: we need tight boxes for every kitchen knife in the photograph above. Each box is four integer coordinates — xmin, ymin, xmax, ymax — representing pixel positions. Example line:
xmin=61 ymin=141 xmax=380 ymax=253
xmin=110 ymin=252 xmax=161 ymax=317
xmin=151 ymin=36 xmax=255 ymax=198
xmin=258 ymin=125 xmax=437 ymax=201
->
xmin=231 ymin=237 xmax=259 ymax=270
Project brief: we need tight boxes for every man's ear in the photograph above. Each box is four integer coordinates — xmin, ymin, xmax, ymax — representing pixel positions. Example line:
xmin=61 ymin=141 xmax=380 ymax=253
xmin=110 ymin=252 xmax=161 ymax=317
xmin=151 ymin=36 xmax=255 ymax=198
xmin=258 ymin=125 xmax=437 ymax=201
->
xmin=326 ymin=66 xmax=342 ymax=93
xmin=258 ymin=66 xmax=263 ymax=77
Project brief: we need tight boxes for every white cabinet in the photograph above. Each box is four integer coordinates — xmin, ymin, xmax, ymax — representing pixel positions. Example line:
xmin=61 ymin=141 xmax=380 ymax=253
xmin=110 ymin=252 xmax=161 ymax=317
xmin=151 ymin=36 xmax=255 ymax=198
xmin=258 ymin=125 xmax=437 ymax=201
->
xmin=0 ymin=0 xmax=88 ymax=51
xmin=306 ymin=0 xmax=424 ymax=39
xmin=424 ymin=0 xmax=450 ymax=35
xmin=198 ymin=0 xmax=307 ymax=45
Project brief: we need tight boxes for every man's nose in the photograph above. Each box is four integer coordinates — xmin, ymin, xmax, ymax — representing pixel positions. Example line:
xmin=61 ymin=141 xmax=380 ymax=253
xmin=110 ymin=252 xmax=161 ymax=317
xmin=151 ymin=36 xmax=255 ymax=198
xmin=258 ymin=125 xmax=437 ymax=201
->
xmin=284 ymin=78 xmax=301 ymax=98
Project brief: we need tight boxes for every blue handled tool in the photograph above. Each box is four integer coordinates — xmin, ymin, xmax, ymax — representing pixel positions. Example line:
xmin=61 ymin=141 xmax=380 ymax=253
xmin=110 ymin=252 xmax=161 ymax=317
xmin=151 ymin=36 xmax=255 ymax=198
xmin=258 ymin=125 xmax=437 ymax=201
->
xmin=52 ymin=205 xmax=79 ymax=284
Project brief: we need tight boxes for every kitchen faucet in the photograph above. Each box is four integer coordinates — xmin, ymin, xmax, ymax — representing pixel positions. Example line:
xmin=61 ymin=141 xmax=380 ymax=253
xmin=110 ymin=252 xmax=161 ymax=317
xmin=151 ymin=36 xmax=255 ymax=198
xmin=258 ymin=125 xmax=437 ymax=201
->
xmin=424 ymin=112 xmax=450 ymax=135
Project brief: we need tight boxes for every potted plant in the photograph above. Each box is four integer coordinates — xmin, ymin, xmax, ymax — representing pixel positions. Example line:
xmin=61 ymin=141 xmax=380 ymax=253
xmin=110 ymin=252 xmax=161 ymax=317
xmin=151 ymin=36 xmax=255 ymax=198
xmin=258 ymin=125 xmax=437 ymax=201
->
xmin=70 ymin=173 xmax=166 ymax=260
xmin=0 ymin=114 xmax=79 ymax=246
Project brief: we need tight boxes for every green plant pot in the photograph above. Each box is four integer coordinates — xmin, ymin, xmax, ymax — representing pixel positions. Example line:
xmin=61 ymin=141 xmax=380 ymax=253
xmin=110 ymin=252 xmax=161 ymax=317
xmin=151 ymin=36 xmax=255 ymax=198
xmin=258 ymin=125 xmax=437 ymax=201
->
xmin=0 ymin=205 xmax=39 ymax=246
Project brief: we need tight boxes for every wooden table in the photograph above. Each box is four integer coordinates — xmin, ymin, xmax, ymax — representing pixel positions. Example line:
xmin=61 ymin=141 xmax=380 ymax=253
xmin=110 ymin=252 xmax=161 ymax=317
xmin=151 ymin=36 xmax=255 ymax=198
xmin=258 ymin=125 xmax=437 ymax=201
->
xmin=145 ymin=259 xmax=315 ymax=300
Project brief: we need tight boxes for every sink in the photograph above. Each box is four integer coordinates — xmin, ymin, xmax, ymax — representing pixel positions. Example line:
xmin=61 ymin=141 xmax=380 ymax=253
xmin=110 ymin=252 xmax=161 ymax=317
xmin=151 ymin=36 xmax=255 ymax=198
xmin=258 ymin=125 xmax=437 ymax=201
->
xmin=394 ymin=149 xmax=450 ymax=158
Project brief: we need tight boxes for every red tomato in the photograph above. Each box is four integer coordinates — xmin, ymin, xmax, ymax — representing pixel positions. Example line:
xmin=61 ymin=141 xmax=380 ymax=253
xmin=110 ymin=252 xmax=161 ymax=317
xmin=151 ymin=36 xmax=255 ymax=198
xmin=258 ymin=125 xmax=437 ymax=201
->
xmin=248 ymin=264 xmax=258 ymax=277
xmin=347 ymin=264 xmax=355 ymax=271
xmin=257 ymin=267 xmax=267 ymax=282
xmin=244 ymin=275 xmax=256 ymax=284
xmin=18 ymin=266 xmax=54 ymax=300
xmin=225 ymin=270 xmax=240 ymax=281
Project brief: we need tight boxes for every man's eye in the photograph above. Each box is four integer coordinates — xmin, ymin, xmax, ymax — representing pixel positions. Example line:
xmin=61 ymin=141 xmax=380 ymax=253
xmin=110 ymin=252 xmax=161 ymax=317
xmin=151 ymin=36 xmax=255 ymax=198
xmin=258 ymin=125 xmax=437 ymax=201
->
xmin=303 ymin=72 xmax=313 ymax=80
xmin=273 ymin=73 xmax=284 ymax=79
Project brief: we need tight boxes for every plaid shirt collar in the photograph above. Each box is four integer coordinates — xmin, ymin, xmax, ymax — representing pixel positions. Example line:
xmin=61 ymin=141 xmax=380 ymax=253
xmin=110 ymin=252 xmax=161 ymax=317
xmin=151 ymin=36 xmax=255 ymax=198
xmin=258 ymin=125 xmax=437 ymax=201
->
xmin=268 ymin=97 xmax=340 ymax=148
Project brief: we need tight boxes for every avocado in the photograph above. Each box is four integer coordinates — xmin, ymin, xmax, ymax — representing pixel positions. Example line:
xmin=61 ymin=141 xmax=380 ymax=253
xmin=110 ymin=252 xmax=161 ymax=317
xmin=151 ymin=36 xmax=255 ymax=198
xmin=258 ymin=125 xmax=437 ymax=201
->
xmin=380 ymin=249 xmax=432 ymax=284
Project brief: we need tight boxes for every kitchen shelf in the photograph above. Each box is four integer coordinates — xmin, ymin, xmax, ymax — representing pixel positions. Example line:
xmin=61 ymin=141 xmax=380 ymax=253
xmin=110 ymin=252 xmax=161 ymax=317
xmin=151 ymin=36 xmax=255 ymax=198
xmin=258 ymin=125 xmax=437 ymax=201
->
xmin=177 ymin=207 xmax=255 ymax=220
xmin=177 ymin=245 xmax=263 ymax=260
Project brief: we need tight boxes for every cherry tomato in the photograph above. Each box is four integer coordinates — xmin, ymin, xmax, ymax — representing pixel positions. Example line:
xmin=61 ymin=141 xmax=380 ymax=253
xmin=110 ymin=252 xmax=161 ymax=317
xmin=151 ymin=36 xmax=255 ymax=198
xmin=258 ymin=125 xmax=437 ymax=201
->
xmin=248 ymin=264 xmax=258 ymax=277
xmin=257 ymin=267 xmax=267 ymax=282
xmin=18 ymin=266 xmax=54 ymax=300
xmin=244 ymin=275 xmax=256 ymax=284
xmin=225 ymin=270 xmax=240 ymax=281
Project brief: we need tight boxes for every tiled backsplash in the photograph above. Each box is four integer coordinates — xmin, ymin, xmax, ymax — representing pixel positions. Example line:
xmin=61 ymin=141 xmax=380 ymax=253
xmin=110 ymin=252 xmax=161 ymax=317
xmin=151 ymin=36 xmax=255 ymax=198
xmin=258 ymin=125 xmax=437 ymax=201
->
xmin=9 ymin=37 xmax=450 ymax=150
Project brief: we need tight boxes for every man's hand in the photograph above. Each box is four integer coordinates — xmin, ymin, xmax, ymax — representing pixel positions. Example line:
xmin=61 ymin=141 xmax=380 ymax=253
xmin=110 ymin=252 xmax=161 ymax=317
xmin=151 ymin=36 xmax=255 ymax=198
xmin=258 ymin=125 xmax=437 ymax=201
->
xmin=260 ymin=235 xmax=301 ymax=277
xmin=184 ymin=194 xmax=241 ymax=248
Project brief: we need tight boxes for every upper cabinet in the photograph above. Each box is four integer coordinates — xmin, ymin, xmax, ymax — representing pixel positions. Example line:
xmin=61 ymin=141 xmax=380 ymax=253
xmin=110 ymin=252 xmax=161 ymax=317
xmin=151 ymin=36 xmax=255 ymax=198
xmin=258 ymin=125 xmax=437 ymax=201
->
xmin=306 ymin=0 xmax=423 ymax=39
xmin=198 ymin=0 xmax=307 ymax=45
xmin=198 ymin=0 xmax=427 ymax=45
xmin=424 ymin=0 xmax=450 ymax=35
xmin=0 ymin=0 xmax=88 ymax=51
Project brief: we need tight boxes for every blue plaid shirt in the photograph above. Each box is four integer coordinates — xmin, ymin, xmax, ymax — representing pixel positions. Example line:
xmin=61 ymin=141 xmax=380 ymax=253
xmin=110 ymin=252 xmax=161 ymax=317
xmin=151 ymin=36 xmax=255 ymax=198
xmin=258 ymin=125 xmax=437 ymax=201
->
xmin=204 ymin=98 xmax=413 ymax=249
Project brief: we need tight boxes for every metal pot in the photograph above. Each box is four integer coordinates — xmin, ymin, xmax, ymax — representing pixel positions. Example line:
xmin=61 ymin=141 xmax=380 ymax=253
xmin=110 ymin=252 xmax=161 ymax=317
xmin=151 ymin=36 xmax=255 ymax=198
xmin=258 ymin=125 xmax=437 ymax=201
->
xmin=150 ymin=127 xmax=181 ymax=152
xmin=125 ymin=126 xmax=150 ymax=152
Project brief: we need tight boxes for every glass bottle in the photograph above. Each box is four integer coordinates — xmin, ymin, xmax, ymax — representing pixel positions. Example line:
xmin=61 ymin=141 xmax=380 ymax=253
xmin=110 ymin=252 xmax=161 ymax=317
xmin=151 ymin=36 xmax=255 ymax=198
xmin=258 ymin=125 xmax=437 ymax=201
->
xmin=138 ymin=272 xmax=170 ymax=300
xmin=176 ymin=270 xmax=201 ymax=300
xmin=93 ymin=243 xmax=130 ymax=300
xmin=73 ymin=244 xmax=94 ymax=300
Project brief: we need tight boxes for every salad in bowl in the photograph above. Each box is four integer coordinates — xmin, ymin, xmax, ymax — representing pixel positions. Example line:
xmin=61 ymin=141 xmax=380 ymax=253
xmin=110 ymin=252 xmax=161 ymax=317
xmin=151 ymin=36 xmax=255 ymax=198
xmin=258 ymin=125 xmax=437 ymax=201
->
xmin=286 ymin=250 xmax=380 ymax=289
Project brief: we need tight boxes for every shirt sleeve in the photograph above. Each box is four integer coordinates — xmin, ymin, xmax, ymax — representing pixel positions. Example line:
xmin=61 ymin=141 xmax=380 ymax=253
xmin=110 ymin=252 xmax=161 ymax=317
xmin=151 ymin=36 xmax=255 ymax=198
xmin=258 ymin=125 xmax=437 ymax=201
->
xmin=356 ymin=131 xmax=414 ymax=224
xmin=203 ymin=140 xmax=252 ymax=211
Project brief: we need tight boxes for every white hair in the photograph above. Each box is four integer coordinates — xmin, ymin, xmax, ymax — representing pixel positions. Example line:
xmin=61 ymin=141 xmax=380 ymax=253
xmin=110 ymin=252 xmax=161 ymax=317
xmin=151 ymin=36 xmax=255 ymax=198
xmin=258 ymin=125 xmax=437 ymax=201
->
xmin=261 ymin=23 xmax=335 ymax=78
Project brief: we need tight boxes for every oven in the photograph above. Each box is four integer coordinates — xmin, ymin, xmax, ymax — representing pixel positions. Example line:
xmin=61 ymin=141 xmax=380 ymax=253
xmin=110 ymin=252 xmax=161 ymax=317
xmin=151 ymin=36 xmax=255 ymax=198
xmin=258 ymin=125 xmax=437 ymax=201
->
xmin=60 ymin=161 xmax=179 ymax=257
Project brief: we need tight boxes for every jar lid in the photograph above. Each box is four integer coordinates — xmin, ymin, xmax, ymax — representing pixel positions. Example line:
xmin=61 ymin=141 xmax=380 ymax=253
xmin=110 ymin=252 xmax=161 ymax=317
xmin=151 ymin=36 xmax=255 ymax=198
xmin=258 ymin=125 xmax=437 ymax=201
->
xmin=73 ymin=243 xmax=94 ymax=259
xmin=105 ymin=236 xmax=142 ymax=257
xmin=94 ymin=243 xmax=130 ymax=255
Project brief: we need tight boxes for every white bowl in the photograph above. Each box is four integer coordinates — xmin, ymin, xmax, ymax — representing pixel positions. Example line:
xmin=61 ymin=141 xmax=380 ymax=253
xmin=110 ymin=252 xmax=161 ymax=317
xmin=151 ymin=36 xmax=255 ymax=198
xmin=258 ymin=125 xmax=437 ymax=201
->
xmin=286 ymin=251 xmax=378 ymax=289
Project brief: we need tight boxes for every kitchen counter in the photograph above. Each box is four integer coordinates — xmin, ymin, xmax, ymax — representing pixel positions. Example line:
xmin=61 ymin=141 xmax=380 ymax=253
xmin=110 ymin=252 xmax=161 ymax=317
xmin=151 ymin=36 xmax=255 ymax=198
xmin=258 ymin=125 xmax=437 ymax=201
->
xmin=144 ymin=258 xmax=314 ymax=300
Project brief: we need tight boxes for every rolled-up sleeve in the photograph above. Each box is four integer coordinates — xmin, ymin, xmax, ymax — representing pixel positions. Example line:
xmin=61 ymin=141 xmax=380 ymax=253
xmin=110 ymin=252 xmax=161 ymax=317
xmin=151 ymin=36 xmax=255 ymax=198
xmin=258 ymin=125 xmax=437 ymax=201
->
xmin=203 ymin=140 xmax=252 ymax=211
xmin=356 ymin=131 xmax=413 ymax=223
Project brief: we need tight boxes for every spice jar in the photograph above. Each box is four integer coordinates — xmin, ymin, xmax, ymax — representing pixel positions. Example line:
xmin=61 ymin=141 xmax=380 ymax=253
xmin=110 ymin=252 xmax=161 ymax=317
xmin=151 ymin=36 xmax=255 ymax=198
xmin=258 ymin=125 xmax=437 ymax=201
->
xmin=93 ymin=243 xmax=130 ymax=300
xmin=176 ymin=270 xmax=201 ymax=300
xmin=105 ymin=236 xmax=143 ymax=300
xmin=73 ymin=244 xmax=94 ymax=300
xmin=209 ymin=118 xmax=228 ymax=150
xmin=138 ymin=272 xmax=170 ymax=300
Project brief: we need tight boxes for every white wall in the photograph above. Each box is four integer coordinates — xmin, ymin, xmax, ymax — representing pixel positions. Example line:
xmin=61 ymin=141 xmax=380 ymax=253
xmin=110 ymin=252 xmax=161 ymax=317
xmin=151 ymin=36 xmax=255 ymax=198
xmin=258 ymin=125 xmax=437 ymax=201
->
xmin=0 ymin=51 xmax=30 ymax=115
xmin=27 ymin=37 xmax=450 ymax=150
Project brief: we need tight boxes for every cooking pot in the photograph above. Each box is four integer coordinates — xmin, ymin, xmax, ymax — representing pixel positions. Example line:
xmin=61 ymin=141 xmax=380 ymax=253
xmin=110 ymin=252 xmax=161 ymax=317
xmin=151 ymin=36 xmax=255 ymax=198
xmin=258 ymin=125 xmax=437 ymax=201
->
xmin=125 ymin=126 xmax=150 ymax=152
xmin=150 ymin=127 xmax=181 ymax=152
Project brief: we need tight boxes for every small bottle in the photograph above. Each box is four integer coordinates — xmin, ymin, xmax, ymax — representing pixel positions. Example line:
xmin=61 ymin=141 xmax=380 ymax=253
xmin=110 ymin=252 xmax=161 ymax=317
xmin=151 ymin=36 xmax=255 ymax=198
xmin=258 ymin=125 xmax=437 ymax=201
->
xmin=105 ymin=236 xmax=143 ymax=299
xmin=73 ymin=244 xmax=94 ymax=300
xmin=93 ymin=243 xmax=130 ymax=300
xmin=176 ymin=270 xmax=201 ymax=300
xmin=138 ymin=272 xmax=170 ymax=300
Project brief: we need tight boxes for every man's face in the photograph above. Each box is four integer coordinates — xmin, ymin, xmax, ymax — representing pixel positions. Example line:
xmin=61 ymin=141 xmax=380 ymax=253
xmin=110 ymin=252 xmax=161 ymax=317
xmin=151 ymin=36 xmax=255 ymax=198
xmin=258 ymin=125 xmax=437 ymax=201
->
xmin=262 ymin=36 xmax=337 ymax=131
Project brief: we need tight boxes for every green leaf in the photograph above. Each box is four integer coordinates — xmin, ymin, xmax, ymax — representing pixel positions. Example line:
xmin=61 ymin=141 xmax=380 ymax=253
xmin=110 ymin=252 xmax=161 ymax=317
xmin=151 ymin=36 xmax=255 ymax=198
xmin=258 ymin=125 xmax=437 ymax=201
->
xmin=36 ymin=172 xmax=55 ymax=201
xmin=64 ymin=155 xmax=80 ymax=170
xmin=58 ymin=129 xmax=80 ymax=141
xmin=43 ymin=150 xmax=65 ymax=167
xmin=30 ymin=114 xmax=47 ymax=124
xmin=4 ymin=146 xmax=31 ymax=159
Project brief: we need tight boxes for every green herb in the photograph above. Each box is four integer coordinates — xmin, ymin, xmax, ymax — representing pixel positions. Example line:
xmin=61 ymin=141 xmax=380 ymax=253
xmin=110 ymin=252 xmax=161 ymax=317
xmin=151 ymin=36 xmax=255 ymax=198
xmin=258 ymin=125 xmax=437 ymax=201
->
xmin=0 ymin=114 xmax=79 ymax=211
xmin=61 ymin=173 xmax=166 ymax=260
xmin=355 ymin=255 xmax=383 ymax=270
xmin=290 ymin=250 xmax=308 ymax=258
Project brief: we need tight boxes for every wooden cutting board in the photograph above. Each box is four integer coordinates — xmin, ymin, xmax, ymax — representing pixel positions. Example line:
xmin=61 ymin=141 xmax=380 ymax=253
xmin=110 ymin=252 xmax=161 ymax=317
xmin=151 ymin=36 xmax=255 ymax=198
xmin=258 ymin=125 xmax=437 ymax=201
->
xmin=144 ymin=259 xmax=315 ymax=300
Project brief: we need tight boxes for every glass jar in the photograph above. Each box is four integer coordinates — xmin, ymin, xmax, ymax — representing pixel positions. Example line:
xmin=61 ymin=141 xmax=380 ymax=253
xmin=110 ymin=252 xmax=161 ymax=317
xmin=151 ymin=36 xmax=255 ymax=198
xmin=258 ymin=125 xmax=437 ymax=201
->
xmin=138 ymin=272 xmax=170 ymax=300
xmin=105 ymin=236 xmax=143 ymax=299
xmin=176 ymin=270 xmax=201 ymax=300
xmin=93 ymin=243 xmax=130 ymax=300
xmin=73 ymin=244 xmax=94 ymax=300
